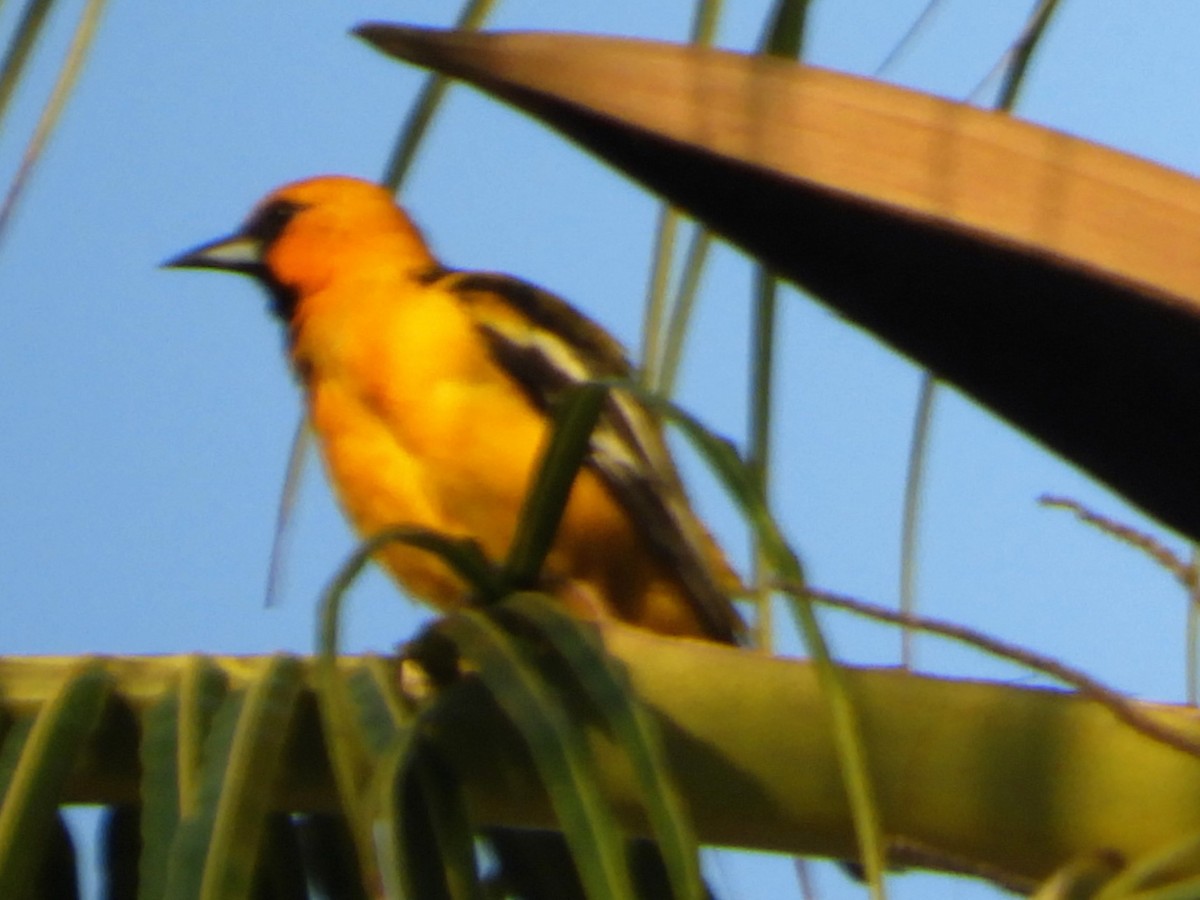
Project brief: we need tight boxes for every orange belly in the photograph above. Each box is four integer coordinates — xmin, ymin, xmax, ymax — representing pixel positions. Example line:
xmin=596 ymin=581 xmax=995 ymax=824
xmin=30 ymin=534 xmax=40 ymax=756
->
xmin=306 ymin=373 xmax=710 ymax=637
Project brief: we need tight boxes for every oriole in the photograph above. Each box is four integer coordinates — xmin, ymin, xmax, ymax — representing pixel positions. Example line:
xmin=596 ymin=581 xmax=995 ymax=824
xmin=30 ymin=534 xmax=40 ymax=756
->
xmin=166 ymin=175 xmax=743 ymax=644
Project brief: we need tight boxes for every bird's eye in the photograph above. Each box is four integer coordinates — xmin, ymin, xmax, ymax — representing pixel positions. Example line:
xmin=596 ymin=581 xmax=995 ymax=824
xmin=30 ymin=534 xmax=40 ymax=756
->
xmin=244 ymin=199 xmax=304 ymax=245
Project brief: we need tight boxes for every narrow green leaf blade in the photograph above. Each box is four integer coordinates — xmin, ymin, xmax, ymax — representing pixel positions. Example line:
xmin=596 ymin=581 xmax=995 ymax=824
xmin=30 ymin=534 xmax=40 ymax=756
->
xmin=200 ymin=654 xmax=305 ymax=900
xmin=615 ymin=387 xmax=893 ymax=888
xmin=0 ymin=719 xmax=34 ymax=810
xmin=319 ymin=526 xmax=498 ymax=663
xmin=438 ymin=610 xmax=635 ymax=900
xmin=138 ymin=686 xmax=185 ymax=899
xmin=408 ymin=756 xmax=480 ymax=900
xmin=176 ymin=656 xmax=230 ymax=820
xmin=0 ymin=661 xmax=112 ymax=897
xmin=166 ymin=655 xmax=305 ymax=900
xmin=499 ymin=593 xmax=705 ymax=900
xmin=760 ymin=0 xmax=811 ymax=58
xmin=502 ymin=382 xmax=608 ymax=590
xmin=0 ymin=0 xmax=55 ymax=126
xmin=343 ymin=657 xmax=408 ymax=763
xmin=315 ymin=524 xmax=497 ymax=870
xmin=375 ymin=720 xmax=482 ymax=900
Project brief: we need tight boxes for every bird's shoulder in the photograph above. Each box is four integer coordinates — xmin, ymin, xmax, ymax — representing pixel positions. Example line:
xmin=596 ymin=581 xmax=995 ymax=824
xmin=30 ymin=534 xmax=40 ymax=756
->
xmin=432 ymin=269 xmax=633 ymax=383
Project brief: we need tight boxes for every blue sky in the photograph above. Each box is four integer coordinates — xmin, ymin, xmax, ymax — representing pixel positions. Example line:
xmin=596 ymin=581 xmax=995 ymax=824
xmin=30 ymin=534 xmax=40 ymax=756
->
xmin=2 ymin=2 xmax=1199 ymax=897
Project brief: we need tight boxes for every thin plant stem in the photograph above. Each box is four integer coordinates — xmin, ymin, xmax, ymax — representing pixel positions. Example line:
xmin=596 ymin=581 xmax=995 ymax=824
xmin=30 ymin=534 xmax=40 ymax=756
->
xmin=0 ymin=0 xmax=108 ymax=252
xmin=264 ymin=417 xmax=312 ymax=608
xmin=639 ymin=205 xmax=678 ymax=387
xmin=656 ymin=228 xmax=711 ymax=397
xmin=899 ymin=376 xmax=936 ymax=668
xmin=0 ymin=0 xmax=56 ymax=130
xmin=1189 ymin=546 xmax=1199 ymax=706
xmin=639 ymin=0 xmax=722 ymax=389
xmin=748 ymin=269 xmax=779 ymax=650
xmin=379 ymin=0 xmax=498 ymax=193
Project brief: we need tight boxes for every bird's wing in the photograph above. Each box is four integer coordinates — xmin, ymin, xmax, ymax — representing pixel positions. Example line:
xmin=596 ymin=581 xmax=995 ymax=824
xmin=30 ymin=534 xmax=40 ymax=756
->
xmin=442 ymin=270 xmax=744 ymax=644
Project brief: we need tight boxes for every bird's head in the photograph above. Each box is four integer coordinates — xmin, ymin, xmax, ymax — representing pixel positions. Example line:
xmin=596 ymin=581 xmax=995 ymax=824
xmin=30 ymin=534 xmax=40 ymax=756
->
xmin=164 ymin=175 xmax=439 ymax=320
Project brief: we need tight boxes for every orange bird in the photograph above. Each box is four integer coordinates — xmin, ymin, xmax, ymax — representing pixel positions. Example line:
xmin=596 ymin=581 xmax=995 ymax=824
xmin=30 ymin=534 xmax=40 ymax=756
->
xmin=166 ymin=176 xmax=743 ymax=643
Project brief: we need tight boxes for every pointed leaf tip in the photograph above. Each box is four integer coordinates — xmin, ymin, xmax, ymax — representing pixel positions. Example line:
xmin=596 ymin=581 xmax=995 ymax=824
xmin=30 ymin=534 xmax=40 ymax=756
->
xmin=353 ymin=22 xmax=460 ymax=67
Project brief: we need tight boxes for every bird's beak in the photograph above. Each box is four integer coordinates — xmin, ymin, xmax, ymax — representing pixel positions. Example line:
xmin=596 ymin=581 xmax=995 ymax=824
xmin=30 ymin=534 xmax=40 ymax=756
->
xmin=162 ymin=232 xmax=265 ymax=275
